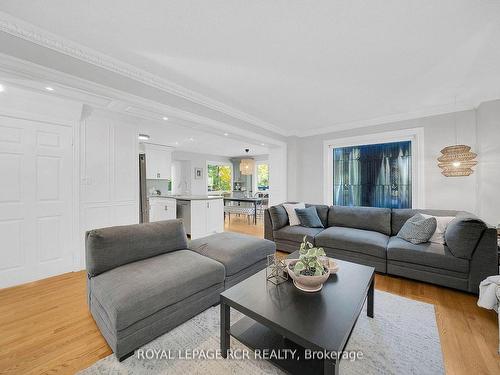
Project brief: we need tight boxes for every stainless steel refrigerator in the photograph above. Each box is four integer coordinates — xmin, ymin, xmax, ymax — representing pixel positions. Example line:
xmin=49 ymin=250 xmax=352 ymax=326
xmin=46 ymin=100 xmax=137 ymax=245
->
xmin=139 ymin=153 xmax=149 ymax=223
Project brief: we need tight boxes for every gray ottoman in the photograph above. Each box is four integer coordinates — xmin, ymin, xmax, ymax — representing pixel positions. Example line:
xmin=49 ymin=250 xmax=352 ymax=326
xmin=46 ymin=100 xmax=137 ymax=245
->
xmin=189 ymin=232 xmax=276 ymax=289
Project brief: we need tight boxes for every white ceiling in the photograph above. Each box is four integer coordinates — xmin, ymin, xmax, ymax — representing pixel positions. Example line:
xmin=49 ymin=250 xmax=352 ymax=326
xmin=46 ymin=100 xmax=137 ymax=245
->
xmin=136 ymin=117 xmax=269 ymax=157
xmin=1 ymin=0 xmax=500 ymax=136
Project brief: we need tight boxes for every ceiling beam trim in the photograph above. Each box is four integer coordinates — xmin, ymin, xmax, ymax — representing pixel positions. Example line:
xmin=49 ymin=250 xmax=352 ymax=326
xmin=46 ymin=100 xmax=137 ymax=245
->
xmin=0 ymin=11 xmax=287 ymax=136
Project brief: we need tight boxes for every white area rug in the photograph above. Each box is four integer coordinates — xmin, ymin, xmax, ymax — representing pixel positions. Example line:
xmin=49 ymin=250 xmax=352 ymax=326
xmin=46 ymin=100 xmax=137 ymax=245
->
xmin=80 ymin=291 xmax=444 ymax=374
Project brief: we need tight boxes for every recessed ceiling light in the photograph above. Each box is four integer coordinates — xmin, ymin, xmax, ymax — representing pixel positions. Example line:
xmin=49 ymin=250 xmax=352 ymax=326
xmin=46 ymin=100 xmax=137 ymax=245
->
xmin=188 ymin=137 xmax=194 ymax=142
xmin=0 ymin=84 xmax=5 ymax=92
xmin=261 ymin=143 xmax=265 ymax=146
xmin=174 ymin=141 xmax=179 ymax=145
xmin=162 ymin=116 xmax=169 ymax=121
xmin=138 ymin=134 xmax=150 ymax=141
xmin=223 ymin=133 xmax=229 ymax=136
xmin=45 ymin=86 xmax=54 ymax=91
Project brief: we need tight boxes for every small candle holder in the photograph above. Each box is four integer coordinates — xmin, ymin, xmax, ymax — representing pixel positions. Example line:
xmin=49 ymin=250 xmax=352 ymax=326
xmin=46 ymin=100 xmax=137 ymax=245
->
xmin=266 ymin=254 xmax=288 ymax=285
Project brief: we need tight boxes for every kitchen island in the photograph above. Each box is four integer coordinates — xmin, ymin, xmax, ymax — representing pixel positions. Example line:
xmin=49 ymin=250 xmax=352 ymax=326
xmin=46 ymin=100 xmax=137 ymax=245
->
xmin=174 ymin=195 xmax=224 ymax=239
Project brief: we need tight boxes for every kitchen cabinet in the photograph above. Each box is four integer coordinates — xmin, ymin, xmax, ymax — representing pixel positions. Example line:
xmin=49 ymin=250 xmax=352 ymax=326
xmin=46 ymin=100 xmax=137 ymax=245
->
xmin=206 ymin=198 xmax=224 ymax=234
xmin=149 ymin=197 xmax=176 ymax=222
xmin=145 ymin=144 xmax=172 ymax=179
xmin=176 ymin=197 xmax=224 ymax=239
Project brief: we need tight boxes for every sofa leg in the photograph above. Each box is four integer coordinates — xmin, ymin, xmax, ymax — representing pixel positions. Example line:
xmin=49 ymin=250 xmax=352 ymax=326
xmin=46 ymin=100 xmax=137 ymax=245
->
xmin=118 ymin=351 xmax=135 ymax=362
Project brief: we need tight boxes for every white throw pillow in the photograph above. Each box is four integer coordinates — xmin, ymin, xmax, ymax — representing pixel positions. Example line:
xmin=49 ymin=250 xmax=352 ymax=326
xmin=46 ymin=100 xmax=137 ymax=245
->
xmin=283 ymin=203 xmax=305 ymax=226
xmin=421 ymin=214 xmax=455 ymax=244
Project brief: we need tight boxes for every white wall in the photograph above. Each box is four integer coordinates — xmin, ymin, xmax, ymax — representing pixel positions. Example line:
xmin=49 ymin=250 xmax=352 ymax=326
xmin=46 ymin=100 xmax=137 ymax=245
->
xmin=288 ymin=102 xmax=500 ymax=224
xmin=286 ymin=137 xmax=299 ymax=202
xmin=79 ymin=108 xmax=139 ymax=267
xmin=476 ymin=99 xmax=500 ymax=226
xmin=172 ymin=151 xmax=232 ymax=195
xmin=268 ymin=145 xmax=288 ymax=206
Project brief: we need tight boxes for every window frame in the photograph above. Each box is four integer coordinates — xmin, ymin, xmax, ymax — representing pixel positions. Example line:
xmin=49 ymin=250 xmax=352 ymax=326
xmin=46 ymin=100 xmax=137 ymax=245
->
xmin=254 ymin=161 xmax=270 ymax=193
xmin=323 ymin=128 xmax=425 ymax=208
xmin=206 ymin=161 xmax=233 ymax=194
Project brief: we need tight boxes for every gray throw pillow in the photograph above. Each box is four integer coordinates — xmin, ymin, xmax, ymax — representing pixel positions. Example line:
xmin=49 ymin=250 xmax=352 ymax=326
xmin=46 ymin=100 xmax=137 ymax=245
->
xmin=268 ymin=205 xmax=289 ymax=230
xmin=295 ymin=207 xmax=324 ymax=228
xmin=397 ymin=214 xmax=437 ymax=244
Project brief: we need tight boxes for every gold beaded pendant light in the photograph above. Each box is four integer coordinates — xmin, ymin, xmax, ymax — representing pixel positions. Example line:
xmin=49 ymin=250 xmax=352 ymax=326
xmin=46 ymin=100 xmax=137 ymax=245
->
xmin=437 ymin=145 xmax=478 ymax=177
xmin=437 ymin=98 xmax=478 ymax=177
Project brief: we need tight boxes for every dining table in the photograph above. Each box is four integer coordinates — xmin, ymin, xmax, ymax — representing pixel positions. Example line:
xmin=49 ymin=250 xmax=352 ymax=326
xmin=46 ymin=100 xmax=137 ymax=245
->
xmin=223 ymin=196 xmax=265 ymax=225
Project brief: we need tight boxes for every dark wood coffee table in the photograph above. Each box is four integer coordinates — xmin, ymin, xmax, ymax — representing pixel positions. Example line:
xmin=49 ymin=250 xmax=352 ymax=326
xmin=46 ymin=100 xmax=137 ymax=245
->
xmin=220 ymin=251 xmax=375 ymax=375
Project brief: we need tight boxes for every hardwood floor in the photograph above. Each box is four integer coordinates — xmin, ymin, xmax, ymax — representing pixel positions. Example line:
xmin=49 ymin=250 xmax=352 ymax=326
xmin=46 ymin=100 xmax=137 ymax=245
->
xmin=0 ymin=219 xmax=498 ymax=374
xmin=0 ymin=271 xmax=111 ymax=375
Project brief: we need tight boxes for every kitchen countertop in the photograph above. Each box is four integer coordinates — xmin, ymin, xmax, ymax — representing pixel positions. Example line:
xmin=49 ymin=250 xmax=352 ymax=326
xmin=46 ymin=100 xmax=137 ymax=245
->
xmin=149 ymin=195 xmax=223 ymax=200
xmin=173 ymin=195 xmax=223 ymax=200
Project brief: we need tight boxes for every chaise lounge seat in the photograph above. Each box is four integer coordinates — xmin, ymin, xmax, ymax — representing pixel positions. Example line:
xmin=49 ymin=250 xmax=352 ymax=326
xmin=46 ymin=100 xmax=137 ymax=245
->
xmin=189 ymin=232 xmax=275 ymax=289
xmin=89 ymin=250 xmax=225 ymax=357
xmin=86 ymin=220 xmax=226 ymax=359
xmin=86 ymin=219 xmax=275 ymax=360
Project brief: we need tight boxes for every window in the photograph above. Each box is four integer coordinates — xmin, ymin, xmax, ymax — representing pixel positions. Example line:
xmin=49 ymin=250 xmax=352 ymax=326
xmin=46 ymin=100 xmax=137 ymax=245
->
xmin=332 ymin=141 xmax=412 ymax=208
xmin=207 ymin=163 xmax=232 ymax=192
xmin=256 ymin=163 xmax=269 ymax=191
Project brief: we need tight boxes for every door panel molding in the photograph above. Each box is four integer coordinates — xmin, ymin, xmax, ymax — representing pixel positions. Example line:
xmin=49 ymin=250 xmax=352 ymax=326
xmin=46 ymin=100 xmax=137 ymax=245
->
xmin=0 ymin=115 xmax=76 ymax=288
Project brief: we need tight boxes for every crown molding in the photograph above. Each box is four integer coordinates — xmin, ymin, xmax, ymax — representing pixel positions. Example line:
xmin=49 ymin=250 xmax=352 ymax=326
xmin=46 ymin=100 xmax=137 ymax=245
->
xmin=291 ymin=97 xmax=499 ymax=138
xmin=0 ymin=11 xmax=287 ymax=136
xmin=0 ymin=52 xmax=286 ymax=149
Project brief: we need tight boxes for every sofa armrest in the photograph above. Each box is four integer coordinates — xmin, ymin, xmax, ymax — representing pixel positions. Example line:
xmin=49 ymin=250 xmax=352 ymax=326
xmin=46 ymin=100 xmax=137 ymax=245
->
xmin=445 ymin=212 xmax=487 ymax=259
xmin=264 ymin=209 xmax=274 ymax=241
xmin=468 ymin=226 xmax=498 ymax=294
xmin=267 ymin=204 xmax=290 ymax=231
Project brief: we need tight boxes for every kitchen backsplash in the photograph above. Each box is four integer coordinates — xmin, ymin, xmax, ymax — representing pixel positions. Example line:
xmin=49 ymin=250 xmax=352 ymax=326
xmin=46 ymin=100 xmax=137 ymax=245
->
xmin=146 ymin=179 xmax=171 ymax=196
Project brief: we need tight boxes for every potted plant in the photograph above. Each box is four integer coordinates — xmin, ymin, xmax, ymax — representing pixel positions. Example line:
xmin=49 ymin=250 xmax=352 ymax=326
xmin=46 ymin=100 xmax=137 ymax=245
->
xmin=287 ymin=236 xmax=330 ymax=292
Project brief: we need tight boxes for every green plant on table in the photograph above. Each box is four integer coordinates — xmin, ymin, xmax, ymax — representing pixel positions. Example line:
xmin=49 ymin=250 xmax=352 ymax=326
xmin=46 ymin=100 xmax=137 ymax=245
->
xmin=293 ymin=236 xmax=327 ymax=276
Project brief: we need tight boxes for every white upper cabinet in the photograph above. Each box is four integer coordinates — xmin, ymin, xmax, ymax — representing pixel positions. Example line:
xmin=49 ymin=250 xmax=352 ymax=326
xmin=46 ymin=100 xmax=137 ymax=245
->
xmin=145 ymin=144 xmax=172 ymax=179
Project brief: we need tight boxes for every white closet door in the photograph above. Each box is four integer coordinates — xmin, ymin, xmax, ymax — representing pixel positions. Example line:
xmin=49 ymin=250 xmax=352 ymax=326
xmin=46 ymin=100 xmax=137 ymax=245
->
xmin=0 ymin=117 xmax=74 ymax=288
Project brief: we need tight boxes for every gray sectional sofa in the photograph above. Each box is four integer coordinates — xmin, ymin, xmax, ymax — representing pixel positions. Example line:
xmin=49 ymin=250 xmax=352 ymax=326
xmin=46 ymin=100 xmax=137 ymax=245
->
xmin=265 ymin=204 xmax=498 ymax=294
xmin=86 ymin=219 xmax=275 ymax=360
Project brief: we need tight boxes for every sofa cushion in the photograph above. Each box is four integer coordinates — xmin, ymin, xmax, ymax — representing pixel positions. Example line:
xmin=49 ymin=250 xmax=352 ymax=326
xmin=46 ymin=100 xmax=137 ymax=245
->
xmin=328 ymin=206 xmax=391 ymax=235
xmin=86 ymin=219 xmax=188 ymax=277
xmin=305 ymin=204 xmax=329 ymax=228
xmin=189 ymin=232 xmax=275 ymax=276
xmin=397 ymin=214 xmax=437 ymax=244
xmin=90 ymin=250 xmax=225 ymax=331
xmin=283 ymin=202 xmax=306 ymax=226
xmin=315 ymin=226 xmax=389 ymax=259
xmin=295 ymin=206 xmax=324 ymax=228
xmin=273 ymin=225 xmax=324 ymax=244
xmin=268 ymin=205 xmax=289 ymax=230
xmin=274 ymin=239 xmax=304 ymax=253
xmin=445 ymin=212 xmax=487 ymax=259
xmin=387 ymin=237 xmax=469 ymax=273
xmin=391 ymin=209 xmax=458 ymax=235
